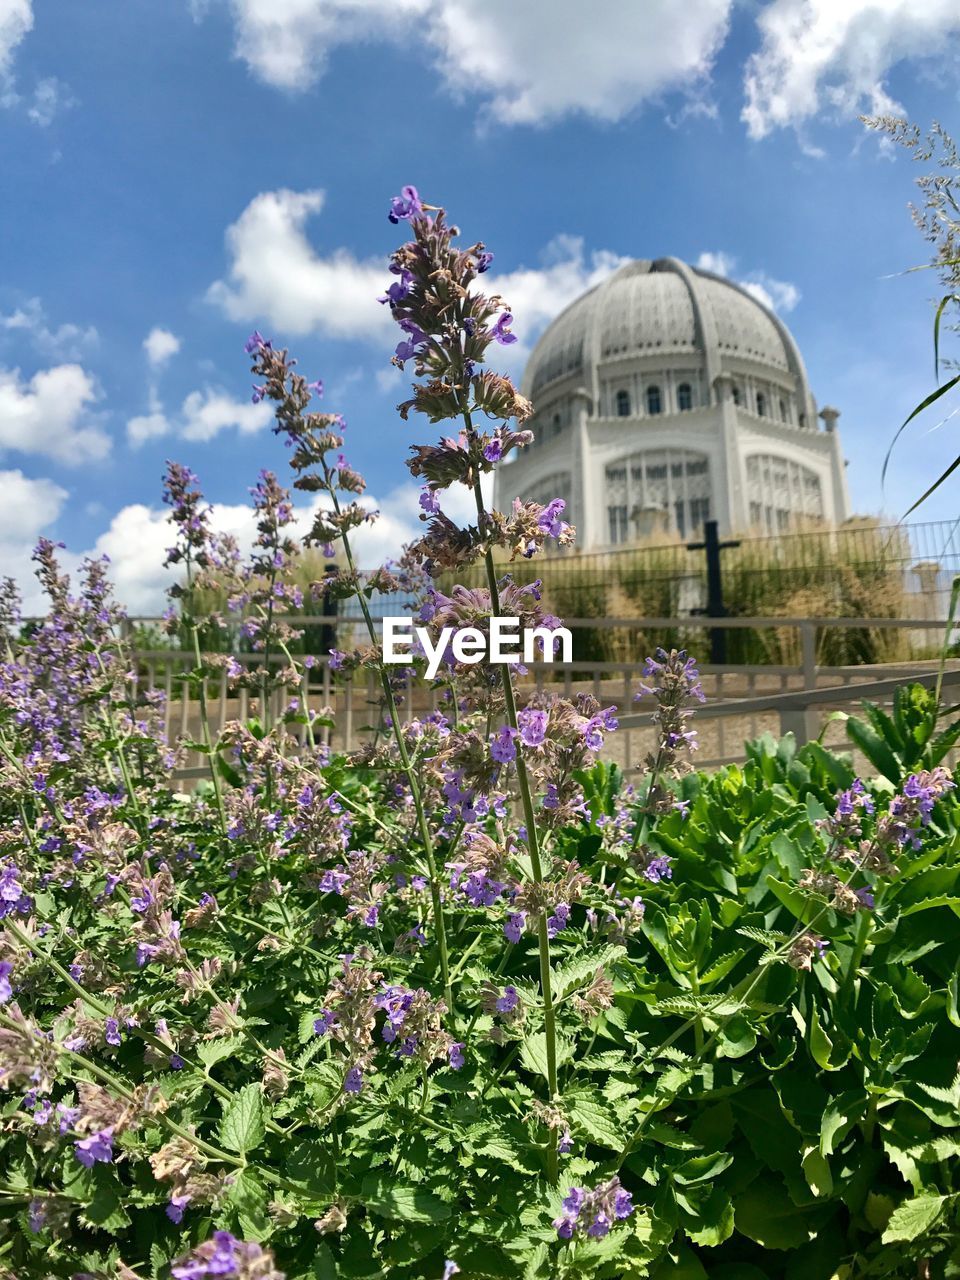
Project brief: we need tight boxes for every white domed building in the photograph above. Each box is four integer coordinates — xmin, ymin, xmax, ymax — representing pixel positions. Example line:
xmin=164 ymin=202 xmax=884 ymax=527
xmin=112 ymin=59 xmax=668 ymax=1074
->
xmin=494 ymin=258 xmax=850 ymax=547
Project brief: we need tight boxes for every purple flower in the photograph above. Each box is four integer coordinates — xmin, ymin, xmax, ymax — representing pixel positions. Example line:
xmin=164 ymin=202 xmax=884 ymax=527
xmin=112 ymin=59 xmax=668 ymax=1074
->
xmin=490 ymin=726 xmax=518 ymax=765
xmin=75 ymin=1128 xmax=114 ymax=1168
xmin=475 ymin=251 xmax=494 ymax=273
xmin=643 ymin=855 xmax=672 ymax=884
xmin=448 ymin=1041 xmax=465 ymax=1070
xmin=419 ymin=487 xmax=441 ymax=515
xmin=388 ymin=184 xmax=422 ymax=224
xmin=0 ymin=961 xmax=12 ymax=1004
xmin=491 ymin=312 xmax=517 ymax=345
xmin=307 ymin=378 xmax=324 ymax=398
xmin=495 ymin=985 xmax=520 ymax=1014
xmin=395 ymin=319 xmax=428 ymax=364
xmin=483 ymin=438 xmax=503 ymax=463
xmin=344 ymin=1066 xmax=364 ymax=1094
xmin=244 ymin=331 xmax=270 ymax=354
xmin=314 ymin=1010 xmax=337 ymax=1036
xmin=547 ymin=902 xmax=570 ymax=938
xmin=504 ymin=911 xmax=527 ymax=944
xmin=537 ymin=498 xmax=567 ymax=538
xmin=854 ymin=887 xmax=875 ymax=910
xmin=104 ymin=1017 xmax=121 ymax=1046
xmin=166 ymin=1190 xmax=192 ymax=1224
xmin=172 ymin=1231 xmax=240 ymax=1279
xmin=251 ymin=384 xmax=266 ymax=404
xmin=558 ymin=1128 xmax=573 ymax=1154
xmin=518 ymin=707 xmax=548 ymax=748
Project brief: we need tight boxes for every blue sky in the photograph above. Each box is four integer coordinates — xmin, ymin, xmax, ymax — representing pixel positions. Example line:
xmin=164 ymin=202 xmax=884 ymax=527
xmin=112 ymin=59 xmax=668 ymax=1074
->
xmin=1 ymin=0 xmax=959 ymax=610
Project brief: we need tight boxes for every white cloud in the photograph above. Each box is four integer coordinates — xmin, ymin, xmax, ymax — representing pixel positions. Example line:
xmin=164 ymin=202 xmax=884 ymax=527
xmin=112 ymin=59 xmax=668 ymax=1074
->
xmin=743 ymin=0 xmax=960 ymax=140
xmin=127 ymin=409 xmax=171 ymax=447
xmin=143 ymin=327 xmax=181 ymax=367
xmin=0 ymin=364 xmax=110 ymax=463
xmin=696 ymin=250 xmax=800 ymax=313
xmin=209 ymin=192 xmax=627 ymax=366
xmin=0 ymin=298 xmax=99 ymax=361
xmin=218 ymin=0 xmax=731 ymax=125
xmin=424 ymin=0 xmax=731 ymax=126
xmin=127 ymin=386 xmax=272 ymax=446
xmin=207 ymin=188 xmax=390 ymax=339
xmin=0 ymin=468 xmax=66 ymax=543
xmin=180 ymin=388 xmax=273 ymax=442
xmin=50 ymin=473 xmax=495 ymax=616
xmin=26 ymin=76 xmax=74 ymax=126
xmin=0 ymin=0 xmax=31 ymax=85
xmin=0 ymin=468 xmax=68 ymax=613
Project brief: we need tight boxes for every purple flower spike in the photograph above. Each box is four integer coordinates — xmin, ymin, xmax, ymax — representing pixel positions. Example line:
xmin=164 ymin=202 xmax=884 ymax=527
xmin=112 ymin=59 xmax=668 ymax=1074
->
xmin=491 ymin=312 xmax=518 ymax=345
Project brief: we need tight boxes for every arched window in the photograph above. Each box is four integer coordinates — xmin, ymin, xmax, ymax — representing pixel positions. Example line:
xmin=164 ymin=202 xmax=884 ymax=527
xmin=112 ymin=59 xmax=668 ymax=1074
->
xmin=552 ymin=413 xmax=562 ymax=436
xmin=615 ymin=390 xmax=630 ymax=417
xmin=756 ymin=392 xmax=766 ymax=417
xmin=677 ymin=383 xmax=693 ymax=411
xmin=731 ymin=384 xmax=741 ymax=406
xmin=646 ymin=385 xmax=662 ymax=415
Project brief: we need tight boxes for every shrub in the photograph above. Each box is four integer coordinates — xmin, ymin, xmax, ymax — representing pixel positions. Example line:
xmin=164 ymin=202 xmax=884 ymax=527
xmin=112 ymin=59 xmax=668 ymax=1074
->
xmin=0 ymin=191 xmax=959 ymax=1280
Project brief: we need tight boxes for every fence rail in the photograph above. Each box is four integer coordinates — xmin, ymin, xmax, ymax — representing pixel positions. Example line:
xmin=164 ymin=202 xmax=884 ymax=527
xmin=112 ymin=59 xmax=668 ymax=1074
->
xmin=118 ymin=614 xmax=959 ymax=781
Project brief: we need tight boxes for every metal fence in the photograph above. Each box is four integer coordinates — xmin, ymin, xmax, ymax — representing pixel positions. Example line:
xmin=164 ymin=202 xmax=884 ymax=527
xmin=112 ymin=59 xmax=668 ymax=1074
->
xmin=126 ymin=615 xmax=959 ymax=783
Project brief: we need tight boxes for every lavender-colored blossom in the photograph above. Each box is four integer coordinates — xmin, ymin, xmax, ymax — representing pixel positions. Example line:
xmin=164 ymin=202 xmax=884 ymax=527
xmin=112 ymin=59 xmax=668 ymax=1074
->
xmin=167 ymin=1190 xmax=192 ymax=1224
xmin=75 ymin=1128 xmax=114 ymax=1168
xmin=558 ymin=1128 xmax=573 ymax=1154
xmin=518 ymin=707 xmax=548 ymax=748
xmin=314 ymin=1010 xmax=337 ymax=1036
xmin=537 ymin=497 xmax=567 ymax=538
xmin=244 ymin=331 xmax=270 ymax=354
xmin=419 ymin=487 xmax=441 ymax=515
xmin=504 ymin=911 xmax=527 ymax=943
xmin=475 ymin=251 xmax=494 ymax=273
xmin=104 ymin=1017 xmax=121 ymax=1046
xmin=490 ymin=725 xmax=518 ymax=764
xmin=344 ymin=1066 xmax=364 ymax=1094
xmin=643 ymin=855 xmax=673 ymax=884
xmin=491 ymin=312 xmax=517 ymax=345
xmin=495 ymin=985 xmax=520 ymax=1014
xmin=0 ymin=961 xmax=12 ymax=1004
xmin=448 ymin=1041 xmax=464 ymax=1070
xmin=547 ymin=902 xmax=571 ymax=938
xmin=388 ymin=184 xmax=422 ymax=224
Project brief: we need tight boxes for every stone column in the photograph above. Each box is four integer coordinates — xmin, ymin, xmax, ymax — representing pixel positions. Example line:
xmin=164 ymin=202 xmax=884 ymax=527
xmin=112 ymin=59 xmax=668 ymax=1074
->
xmin=818 ymin=405 xmax=851 ymax=523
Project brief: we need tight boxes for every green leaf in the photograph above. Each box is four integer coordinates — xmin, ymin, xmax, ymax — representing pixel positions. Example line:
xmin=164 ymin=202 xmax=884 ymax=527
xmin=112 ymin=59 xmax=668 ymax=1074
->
xmin=567 ymin=1093 xmax=624 ymax=1150
xmin=219 ymin=1083 xmax=266 ymax=1154
xmin=360 ymin=1174 xmax=451 ymax=1223
xmin=197 ymin=1035 xmax=244 ymax=1069
xmin=734 ymin=1177 xmax=826 ymax=1249
xmin=882 ymin=1193 xmax=949 ymax=1243
xmin=801 ymin=1147 xmax=833 ymax=1198
xmin=846 ymin=715 xmax=901 ymax=784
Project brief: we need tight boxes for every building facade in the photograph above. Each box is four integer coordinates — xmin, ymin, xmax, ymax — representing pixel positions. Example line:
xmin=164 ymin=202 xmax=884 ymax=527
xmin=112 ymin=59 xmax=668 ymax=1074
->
xmin=493 ymin=258 xmax=850 ymax=548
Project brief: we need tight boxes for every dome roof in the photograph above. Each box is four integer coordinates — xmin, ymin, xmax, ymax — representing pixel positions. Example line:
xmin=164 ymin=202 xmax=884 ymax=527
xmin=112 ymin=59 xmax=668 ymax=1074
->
xmin=522 ymin=258 xmax=812 ymax=408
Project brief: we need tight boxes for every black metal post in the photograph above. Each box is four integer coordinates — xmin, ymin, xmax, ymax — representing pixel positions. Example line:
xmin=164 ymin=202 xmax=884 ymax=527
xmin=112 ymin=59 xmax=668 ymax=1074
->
xmin=687 ymin=520 xmax=740 ymax=664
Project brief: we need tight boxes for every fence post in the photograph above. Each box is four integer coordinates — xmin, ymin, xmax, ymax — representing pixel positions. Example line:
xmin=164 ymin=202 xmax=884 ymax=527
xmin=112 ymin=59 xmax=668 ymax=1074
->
xmin=780 ymin=703 xmax=819 ymax=747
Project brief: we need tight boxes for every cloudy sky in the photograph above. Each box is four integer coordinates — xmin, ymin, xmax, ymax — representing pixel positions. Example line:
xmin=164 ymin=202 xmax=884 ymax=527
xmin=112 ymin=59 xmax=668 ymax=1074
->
xmin=2 ymin=0 xmax=960 ymax=611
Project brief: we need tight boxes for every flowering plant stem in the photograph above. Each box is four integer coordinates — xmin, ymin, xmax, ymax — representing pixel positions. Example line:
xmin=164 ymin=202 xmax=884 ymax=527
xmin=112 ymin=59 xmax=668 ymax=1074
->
xmin=329 ymin=487 xmax=453 ymax=1014
xmin=468 ymin=459 xmax=560 ymax=1184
